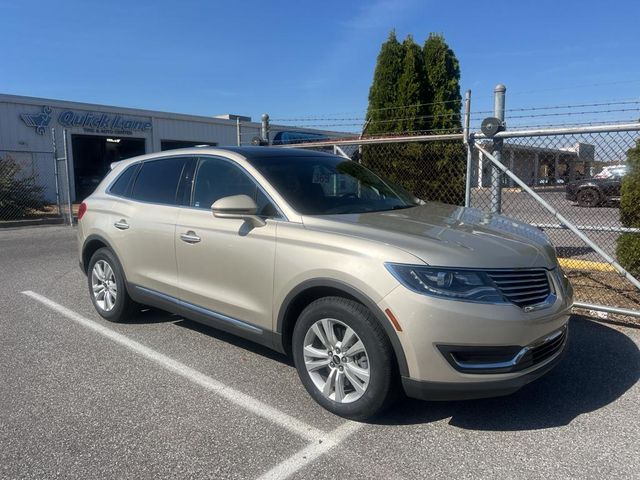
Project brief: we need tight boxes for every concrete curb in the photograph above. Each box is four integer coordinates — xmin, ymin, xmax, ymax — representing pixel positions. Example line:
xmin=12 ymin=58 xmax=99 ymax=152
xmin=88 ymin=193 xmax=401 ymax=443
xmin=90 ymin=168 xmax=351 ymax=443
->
xmin=559 ymin=258 xmax=616 ymax=272
xmin=0 ymin=217 xmax=67 ymax=229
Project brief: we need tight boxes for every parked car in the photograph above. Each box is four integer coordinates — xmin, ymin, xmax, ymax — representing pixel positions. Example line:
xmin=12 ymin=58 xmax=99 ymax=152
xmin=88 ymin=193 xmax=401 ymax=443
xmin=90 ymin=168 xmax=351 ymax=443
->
xmin=565 ymin=165 xmax=626 ymax=207
xmin=594 ymin=164 xmax=627 ymax=179
xmin=77 ymin=147 xmax=573 ymax=419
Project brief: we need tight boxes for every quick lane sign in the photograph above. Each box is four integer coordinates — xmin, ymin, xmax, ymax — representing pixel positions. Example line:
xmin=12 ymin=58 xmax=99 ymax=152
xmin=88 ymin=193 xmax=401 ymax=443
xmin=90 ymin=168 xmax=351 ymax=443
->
xmin=57 ymin=110 xmax=152 ymax=132
xmin=21 ymin=105 xmax=152 ymax=135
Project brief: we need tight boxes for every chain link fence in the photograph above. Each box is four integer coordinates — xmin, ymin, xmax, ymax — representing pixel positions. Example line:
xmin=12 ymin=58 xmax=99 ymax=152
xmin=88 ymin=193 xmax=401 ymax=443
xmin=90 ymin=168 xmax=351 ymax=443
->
xmin=0 ymin=128 xmax=72 ymax=226
xmin=471 ymin=126 xmax=640 ymax=316
xmin=0 ymin=149 xmax=61 ymax=225
xmin=2 ymin=90 xmax=639 ymax=317
xmin=278 ymin=122 xmax=640 ymax=318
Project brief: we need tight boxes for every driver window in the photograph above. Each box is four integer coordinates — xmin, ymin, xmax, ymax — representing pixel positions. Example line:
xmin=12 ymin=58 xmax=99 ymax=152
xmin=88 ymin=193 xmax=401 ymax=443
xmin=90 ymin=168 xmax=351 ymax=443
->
xmin=192 ymin=157 xmax=280 ymax=218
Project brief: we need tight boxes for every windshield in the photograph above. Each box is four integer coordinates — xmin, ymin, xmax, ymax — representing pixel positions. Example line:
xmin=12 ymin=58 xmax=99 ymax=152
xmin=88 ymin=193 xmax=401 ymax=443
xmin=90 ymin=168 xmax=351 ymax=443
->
xmin=248 ymin=155 xmax=419 ymax=215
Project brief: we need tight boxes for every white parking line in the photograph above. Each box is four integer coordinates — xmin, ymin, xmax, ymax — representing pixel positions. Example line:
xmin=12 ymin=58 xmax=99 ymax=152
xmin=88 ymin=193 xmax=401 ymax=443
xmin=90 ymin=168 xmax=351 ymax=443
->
xmin=257 ymin=421 xmax=363 ymax=480
xmin=21 ymin=290 xmax=324 ymax=442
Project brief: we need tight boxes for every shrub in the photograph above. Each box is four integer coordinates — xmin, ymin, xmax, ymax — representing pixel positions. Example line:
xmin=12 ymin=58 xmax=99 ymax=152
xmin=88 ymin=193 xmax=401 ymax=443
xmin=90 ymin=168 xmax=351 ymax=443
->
xmin=616 ymin=139 xmax=640 ymax=277
xmin=0 ymin=155 xmax=46 ymax=220
xmin=617 ymin=233 xmax=640 ymax=278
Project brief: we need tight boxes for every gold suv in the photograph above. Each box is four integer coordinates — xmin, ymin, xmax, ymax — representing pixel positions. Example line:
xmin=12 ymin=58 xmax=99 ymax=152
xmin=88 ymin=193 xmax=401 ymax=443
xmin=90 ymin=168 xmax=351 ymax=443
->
xmin=78 ymin=147 xmax=573 ymax=419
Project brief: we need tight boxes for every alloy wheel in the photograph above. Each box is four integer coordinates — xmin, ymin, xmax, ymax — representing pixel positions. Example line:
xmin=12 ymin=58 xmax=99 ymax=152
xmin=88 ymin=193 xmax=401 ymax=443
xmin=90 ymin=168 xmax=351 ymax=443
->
xmin=303 ymin=318 xmax=371 ymax=403
xmin=91 ymin=260 xmax=118 ymax=312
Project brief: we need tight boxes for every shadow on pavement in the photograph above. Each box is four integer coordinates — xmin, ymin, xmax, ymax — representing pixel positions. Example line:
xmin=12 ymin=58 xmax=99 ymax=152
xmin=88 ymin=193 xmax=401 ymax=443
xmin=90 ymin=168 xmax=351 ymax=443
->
xmin=172 ymin=318 xmax=292 ymax=365
xmin=128 ymin=307 xmax=292 ymax=363
xmin=128 ymin=308 xmax=638 ymax=431
xmin=377 ymin=316 xmax=639 ymax=430
xmin=126 ymin=307 xmax=181 ymax=324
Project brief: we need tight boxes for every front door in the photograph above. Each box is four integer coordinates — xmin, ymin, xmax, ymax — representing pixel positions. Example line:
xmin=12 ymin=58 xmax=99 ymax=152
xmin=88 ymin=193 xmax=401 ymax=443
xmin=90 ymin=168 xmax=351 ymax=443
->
xmin=176 ymin=156 xmax=280 ymax=331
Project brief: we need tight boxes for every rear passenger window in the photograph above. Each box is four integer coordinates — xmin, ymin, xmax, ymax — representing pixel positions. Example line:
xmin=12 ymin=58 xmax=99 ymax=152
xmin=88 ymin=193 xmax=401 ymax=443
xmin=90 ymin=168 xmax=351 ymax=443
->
xmin=108 ymin=164 xmax=138 ymax=197
xmin=131 ymin=157 xmax=188 ymax=205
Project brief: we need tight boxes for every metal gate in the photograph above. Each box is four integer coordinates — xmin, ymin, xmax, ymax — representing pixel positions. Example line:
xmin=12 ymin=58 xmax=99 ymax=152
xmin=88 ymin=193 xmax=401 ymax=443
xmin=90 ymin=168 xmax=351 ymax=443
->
xmin=274 ymin=92 xmax=640 ymax=319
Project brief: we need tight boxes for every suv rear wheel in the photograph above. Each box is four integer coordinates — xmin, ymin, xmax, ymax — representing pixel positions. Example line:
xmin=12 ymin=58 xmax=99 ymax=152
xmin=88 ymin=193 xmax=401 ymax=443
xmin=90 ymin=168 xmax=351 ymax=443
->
xmin=292 ymin=297 xmax=396 ymax=420
xmin=88 ymin=247 xmax=137 ymax=322
xmin=577 ymin=188 xmax=600 ymax=207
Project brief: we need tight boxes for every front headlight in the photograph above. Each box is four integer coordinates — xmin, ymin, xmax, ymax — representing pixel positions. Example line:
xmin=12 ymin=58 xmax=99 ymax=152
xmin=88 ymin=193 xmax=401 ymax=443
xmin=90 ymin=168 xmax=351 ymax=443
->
xmin=385 ymin=263 xmax=506 ymax=303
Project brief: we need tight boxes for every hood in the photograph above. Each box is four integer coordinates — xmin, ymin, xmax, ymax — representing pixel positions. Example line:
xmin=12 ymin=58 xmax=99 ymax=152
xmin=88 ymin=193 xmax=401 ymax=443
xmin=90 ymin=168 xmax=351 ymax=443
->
xmin=569 ymin=176 xmax=614 ymax=187
xmin=302 ymin=203 xmax=557 ymax=269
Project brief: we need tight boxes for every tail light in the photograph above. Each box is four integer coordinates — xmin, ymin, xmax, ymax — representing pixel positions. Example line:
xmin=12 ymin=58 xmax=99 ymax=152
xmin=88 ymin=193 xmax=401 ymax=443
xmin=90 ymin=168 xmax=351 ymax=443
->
xmin=77 ymin=202 xmax=87 ymax=220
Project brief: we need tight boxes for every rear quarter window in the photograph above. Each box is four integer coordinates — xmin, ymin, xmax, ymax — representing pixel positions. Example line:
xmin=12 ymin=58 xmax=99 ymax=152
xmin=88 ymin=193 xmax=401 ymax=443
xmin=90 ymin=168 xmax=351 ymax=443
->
xmin=108 ymin=164 xmax=139 ymax=197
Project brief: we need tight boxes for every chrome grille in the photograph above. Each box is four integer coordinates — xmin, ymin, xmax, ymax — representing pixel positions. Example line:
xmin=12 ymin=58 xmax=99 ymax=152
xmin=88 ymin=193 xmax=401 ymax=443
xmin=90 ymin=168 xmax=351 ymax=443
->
xmin=487 ymin=269 xmax=551 ymax=308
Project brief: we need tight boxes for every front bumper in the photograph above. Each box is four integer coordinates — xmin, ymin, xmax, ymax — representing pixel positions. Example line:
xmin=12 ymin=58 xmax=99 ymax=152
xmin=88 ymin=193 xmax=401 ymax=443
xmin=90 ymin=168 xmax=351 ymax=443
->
xmin=377 ymin=269 xmax=572 ymax=398
xmin=401 ymin=342 xmax=565 ymax=401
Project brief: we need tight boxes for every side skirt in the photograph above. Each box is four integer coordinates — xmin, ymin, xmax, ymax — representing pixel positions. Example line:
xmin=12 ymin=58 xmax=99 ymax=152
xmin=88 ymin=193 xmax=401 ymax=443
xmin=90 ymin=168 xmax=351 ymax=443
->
xmin=128 ymin=283 xmax=283 ymax=352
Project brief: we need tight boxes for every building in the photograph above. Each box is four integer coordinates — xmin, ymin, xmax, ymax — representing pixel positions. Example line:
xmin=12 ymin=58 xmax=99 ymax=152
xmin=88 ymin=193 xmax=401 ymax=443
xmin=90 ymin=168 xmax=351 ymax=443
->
xmin=471 ymin=141 xmax=596 ymax=188
xmin=0 ymin=93 xmax=339 ymax=202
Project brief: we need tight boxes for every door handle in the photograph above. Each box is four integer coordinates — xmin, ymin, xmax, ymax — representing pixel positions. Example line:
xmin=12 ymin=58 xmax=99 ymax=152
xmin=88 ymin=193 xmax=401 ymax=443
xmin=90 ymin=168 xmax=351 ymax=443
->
xmin=180 ymin=231 xmax=201 ymax=244
xmin=114 ymin=219 xmax=129 ymax=230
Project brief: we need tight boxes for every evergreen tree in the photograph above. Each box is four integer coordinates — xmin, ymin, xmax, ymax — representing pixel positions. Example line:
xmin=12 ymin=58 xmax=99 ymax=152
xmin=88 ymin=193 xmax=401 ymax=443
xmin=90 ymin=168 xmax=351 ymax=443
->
xmin=362 ymin=31 xmax=466 ymax=205
xmin=396 ymin=36 xmax=430 ymax=133
xmin=364 ymin=30 xmax=405 ymax=135
xmin=423 ymin=33 xmax=462 ymax=131
xmin=421 ymin=34 xmax=465 ymax=204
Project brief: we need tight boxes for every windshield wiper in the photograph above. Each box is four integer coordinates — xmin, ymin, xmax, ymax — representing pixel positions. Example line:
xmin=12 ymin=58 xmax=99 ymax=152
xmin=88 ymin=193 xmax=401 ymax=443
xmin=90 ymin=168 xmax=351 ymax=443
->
xmin=390 ymin=205 xmax=414 ymax=210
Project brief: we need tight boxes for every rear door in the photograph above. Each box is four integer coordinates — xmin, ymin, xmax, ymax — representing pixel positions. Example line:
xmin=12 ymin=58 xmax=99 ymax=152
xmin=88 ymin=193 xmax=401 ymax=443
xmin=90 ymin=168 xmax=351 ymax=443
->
xmin=108 ymin=156 xmax=194 ymax=299
xmin=175 ymin=156 xmax=280 ymax=332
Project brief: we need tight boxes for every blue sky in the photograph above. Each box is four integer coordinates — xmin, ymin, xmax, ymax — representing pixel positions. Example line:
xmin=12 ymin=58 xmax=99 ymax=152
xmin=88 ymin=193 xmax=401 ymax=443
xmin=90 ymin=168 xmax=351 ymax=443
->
xmin=1 ymin=0 xmax=639 ymax=132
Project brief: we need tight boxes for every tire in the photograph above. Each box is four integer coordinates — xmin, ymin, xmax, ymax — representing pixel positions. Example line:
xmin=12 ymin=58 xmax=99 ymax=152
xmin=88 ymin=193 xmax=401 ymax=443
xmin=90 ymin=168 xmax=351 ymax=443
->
xmin=577 ymin=188 xmax=600 ymax=207
xmin=292 ymin=297 xmax=397 ymax=420
xmin=87 ymin=247 xmax=137 ymax=322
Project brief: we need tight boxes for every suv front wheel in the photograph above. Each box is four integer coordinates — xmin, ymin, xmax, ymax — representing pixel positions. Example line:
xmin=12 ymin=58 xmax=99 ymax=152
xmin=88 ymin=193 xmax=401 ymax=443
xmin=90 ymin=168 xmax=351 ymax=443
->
xmin=292 ymin=297 xmax=397 ymax=420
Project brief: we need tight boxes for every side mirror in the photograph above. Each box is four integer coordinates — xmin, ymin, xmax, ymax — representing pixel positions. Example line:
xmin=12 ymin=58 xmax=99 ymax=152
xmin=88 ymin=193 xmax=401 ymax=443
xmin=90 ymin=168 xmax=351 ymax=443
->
xmin=211 ymin=194 xmax=266 ymax=227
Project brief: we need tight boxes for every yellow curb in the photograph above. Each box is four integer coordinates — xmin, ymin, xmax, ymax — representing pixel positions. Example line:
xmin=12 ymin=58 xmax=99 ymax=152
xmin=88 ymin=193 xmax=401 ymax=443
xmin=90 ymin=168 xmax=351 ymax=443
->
xmin=558 ymin=258 xmax=617 ymax=272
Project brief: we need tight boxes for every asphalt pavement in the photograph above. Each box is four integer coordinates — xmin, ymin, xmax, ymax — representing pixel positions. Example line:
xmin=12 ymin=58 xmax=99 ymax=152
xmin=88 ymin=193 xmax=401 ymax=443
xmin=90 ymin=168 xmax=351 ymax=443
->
xmin=1 ymin=226 xmax=638 ymax=479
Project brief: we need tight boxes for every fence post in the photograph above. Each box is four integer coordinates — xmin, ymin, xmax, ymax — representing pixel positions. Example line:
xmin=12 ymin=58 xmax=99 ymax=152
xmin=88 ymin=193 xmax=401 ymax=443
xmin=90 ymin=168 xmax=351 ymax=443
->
xmin=261 ymin=113 xmax=270 ymax=145
xmin=491 ymin=84 xmax=506 ymax=214
xmin=463 ymin=89 xmax=473 ymax=207
xmin=62 ymin=129 xmax=73 ymax=226
xmin=51 ymin=128 xmax=62 ymax=219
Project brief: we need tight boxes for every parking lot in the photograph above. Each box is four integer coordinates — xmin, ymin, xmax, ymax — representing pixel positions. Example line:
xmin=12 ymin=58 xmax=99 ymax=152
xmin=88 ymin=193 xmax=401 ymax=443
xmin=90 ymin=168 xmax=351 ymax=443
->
xmin=1 ymin=226 xmax=639 ymax=479
xmin=472 ymin=188 xmax=622 ymax=262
